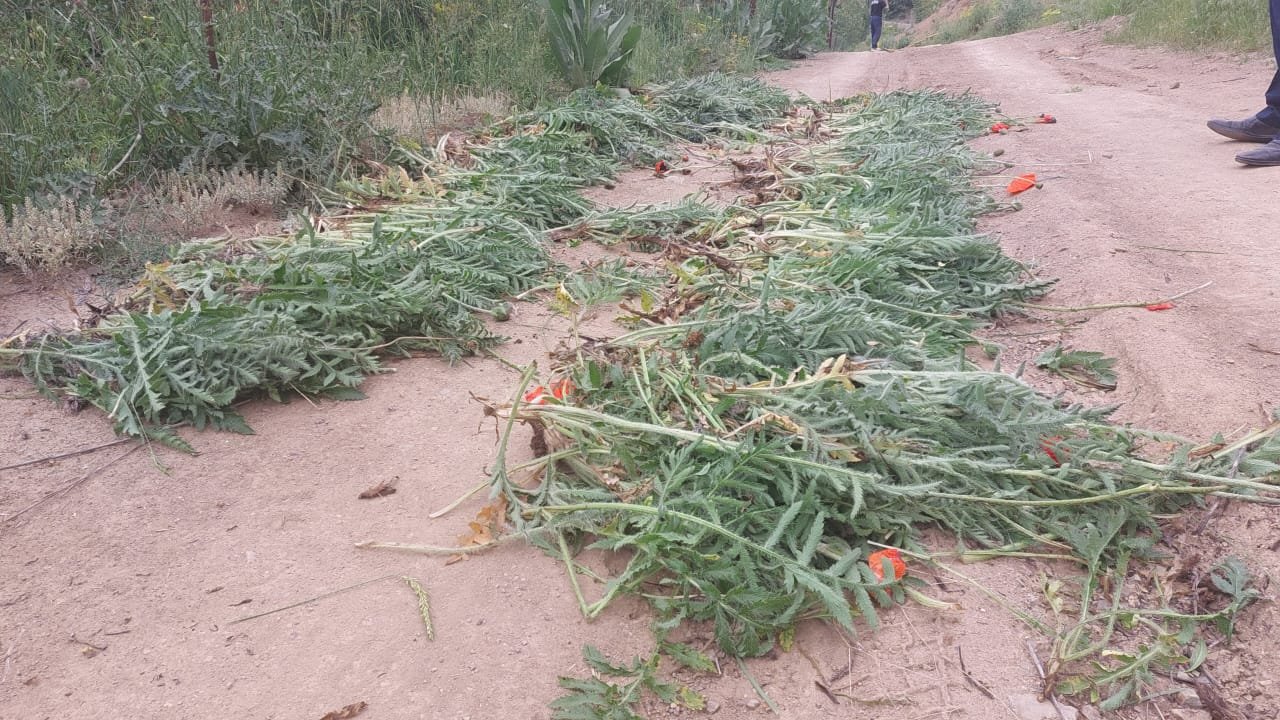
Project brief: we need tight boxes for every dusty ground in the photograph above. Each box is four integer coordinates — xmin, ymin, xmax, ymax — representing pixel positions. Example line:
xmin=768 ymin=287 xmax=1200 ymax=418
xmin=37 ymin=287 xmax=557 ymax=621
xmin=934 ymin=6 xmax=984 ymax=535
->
xmin=4 ymin=24 xmax=1280 ymax=720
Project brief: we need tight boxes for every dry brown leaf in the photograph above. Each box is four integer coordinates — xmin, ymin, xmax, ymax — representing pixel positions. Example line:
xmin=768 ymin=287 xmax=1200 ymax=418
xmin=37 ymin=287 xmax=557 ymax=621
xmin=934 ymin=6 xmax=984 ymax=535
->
xmin=454 ymin=496 xmax=508 ymax=549
xmin=319 ymin=701 xmax=368 ymax=720
xmin=358 ymin=478 xmax=397 ymax=499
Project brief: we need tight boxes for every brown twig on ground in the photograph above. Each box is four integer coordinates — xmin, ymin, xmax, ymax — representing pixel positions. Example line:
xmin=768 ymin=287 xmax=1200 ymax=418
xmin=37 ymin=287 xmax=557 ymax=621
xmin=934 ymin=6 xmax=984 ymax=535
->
xmin=956 ymin=647 xmax=995 ymax=699
xmin=228 ymin=574 xmax=398 ymax=625
xmin=1194 ymin=674 xmax=1243 ymax=720
xmin=1024 ymin=640 xmax=1073 ymax=720
xmin=1135 ymin=245 xmax=1228 ymax=256
xmin=2 ymin=444 xmax=142 ymax=526
xmin=0 ymin=439 xmax=132 ymax=473
xmin=69 ymin=635 xmax=106 ymax=652
xmin=797 ymin=644 xmax=838 ymax=705
xmin=354 ymin=534 xmax=527 ymax=556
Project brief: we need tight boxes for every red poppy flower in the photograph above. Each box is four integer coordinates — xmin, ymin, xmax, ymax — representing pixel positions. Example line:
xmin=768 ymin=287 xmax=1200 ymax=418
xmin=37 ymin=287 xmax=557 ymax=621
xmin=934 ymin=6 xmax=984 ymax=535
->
xmin=990 ymin=121 xmax=1010 ymax=133
xmin=1145 ymin=302 xmax=1175 ymax=311
xmin=1037 ymin=113 xmax=1057 ymax=124
xmin=654 ymin=160 xmax=670 ymax=175
xmin=551 ymin=378 xmax=573 ymax=400
xmin=868 ymin=548 xmax=907 ymax=581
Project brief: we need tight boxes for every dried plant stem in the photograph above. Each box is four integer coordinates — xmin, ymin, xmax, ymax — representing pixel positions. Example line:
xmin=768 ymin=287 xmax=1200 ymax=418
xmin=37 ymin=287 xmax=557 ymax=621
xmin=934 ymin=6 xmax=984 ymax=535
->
xmin=403 ymin=576 xmax=435 ymax=641
xmin=929 ymin=483 xmax=1227 ymax=507
xmin=737 ymin=657 xmax=780 ymax=714
xmin=1019 ymin=281 xmax=1213 ymax=313
xmin=0 ymin=439 xmax=132 ymax=473
xmin=556 ymin=531 xmax=594 ymax=620
xmin=354 ymin=532 xmax=531 ymax=556
xmin=3 ymin=444 xmax=142 ymax=525
xmin=228 ymin=574 xmax=398 ymax=625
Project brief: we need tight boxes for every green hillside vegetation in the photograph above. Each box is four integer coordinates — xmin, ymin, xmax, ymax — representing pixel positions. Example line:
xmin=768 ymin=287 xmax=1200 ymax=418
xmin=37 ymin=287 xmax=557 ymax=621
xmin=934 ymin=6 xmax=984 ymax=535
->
xmin=916 ymin=0 xmax=1271 ymax=51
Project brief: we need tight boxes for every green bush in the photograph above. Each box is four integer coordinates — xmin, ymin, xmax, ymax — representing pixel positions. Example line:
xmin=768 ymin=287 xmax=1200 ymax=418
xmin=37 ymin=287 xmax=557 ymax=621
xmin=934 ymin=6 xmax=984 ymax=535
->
xmin=0 ymin=1 xmax=389 ymax=211
xmin=1115 ymin=0 xmax=1270 ymax=50
xmin=918 ymin=0 xmax=1270 ymax=50
xmin=546 ymin=0 xmax=641 ymax=88
xmin=913 ymin=0 xmax=948 ymax=18
xmin=764 ymin=0 xmax=826 ymax=58
xmin=997 ymin=0 xmax=1043 ymax=33
xmin=631 ymin=1 xmax=760 ymax=78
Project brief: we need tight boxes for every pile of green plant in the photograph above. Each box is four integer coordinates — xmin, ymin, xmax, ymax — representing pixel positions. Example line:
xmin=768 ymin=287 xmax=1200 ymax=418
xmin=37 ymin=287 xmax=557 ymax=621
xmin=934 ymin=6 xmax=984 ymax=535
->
xmin=446 ymin=91 xmax=1280 ymax=712
xmin=0 ymin=75 xmax=791 ymax=450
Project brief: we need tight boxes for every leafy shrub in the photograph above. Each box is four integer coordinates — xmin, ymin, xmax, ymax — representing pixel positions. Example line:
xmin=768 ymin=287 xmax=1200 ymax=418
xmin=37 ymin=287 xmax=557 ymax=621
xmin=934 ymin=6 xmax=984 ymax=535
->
xmin=764 ymin=0 xmax=826 ymax=58
xmin=912 ymin=0 xmax=949 ymax=18
xmin=0 ymin=0 xmax=764 ymax=223
xmin=997 ymin=0 xmax=1043 ymax=33
xmin=0 ymin=196 xmax=109 ymax=276
xmin=0 ymin=2 xmax=384 ymax=211
xmin=546 ymin=0 xmax=642 ymax=88
xmin=630 ymin=0 xmax=763 ymax=78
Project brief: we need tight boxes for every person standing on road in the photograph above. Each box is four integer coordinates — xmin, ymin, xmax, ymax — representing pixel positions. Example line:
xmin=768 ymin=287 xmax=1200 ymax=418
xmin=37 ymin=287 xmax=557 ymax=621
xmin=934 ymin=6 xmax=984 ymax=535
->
xmin=869 ymin=0 xmax=888 ymax=51
xmin=1207 ymin=0 xmax=1280 ymax=166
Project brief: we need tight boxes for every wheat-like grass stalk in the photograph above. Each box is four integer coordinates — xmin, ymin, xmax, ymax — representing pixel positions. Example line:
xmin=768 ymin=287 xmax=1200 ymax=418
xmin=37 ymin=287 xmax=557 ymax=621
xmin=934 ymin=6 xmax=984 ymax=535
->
xmin=403 ymin=576 xmax=435 ymax=641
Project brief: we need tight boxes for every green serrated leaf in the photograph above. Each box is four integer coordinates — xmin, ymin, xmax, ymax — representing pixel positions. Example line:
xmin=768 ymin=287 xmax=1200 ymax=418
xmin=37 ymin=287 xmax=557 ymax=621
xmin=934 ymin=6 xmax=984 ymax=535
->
xmin=1097 ymin=678 xmax=1135 ymax=711
xmin=322 ymin=386 xmax=368 ymax=401
xmin=660 ymin=641 xmax=716 ymax=673
xmin=581 ymin=645 xmax=638 ymax=678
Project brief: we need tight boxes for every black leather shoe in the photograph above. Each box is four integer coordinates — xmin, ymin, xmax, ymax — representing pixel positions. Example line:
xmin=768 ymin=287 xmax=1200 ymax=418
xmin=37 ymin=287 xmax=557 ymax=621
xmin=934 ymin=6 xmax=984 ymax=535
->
xmin=1236 ymin=139 xmax=1280 ymax=166
xmin=1207 ymin=116 xmax=1280 ymax=142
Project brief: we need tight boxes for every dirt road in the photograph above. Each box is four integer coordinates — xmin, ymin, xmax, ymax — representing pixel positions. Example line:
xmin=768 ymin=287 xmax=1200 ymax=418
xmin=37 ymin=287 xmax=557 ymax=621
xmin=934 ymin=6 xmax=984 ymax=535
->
xmin=3 ymin=26 xmax=1278 ymax=720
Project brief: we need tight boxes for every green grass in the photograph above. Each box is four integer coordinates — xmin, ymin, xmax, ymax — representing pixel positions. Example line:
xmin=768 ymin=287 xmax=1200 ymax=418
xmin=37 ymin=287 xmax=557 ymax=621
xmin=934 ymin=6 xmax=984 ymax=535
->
xmin=0 ymin=0 xmax=761 ymax=221
xmin=918 ymin=0 xmax=1271 ymax=51
xmin=1071 ymin=0 xmax=1271 ymax=51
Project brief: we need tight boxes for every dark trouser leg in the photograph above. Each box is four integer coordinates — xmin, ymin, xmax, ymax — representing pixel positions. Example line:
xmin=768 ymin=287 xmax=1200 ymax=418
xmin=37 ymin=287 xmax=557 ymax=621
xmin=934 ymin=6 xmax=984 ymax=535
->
xmin=870 ymin=16 xmax=883 ymax=49
xmin=1260 ymin=0 xmax=1280 ymax=126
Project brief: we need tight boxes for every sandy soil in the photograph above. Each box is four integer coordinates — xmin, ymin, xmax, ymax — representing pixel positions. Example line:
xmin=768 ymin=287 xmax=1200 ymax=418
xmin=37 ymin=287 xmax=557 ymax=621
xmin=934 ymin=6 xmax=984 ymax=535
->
xmin=4 ymin=25 xmax=1280 ymax=720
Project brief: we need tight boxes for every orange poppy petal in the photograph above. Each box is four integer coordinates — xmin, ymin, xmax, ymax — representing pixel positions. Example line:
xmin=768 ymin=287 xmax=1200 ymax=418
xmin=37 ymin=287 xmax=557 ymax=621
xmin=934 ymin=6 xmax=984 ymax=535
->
xmin=1007 ymin=173 xmax=1036 ymax=194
